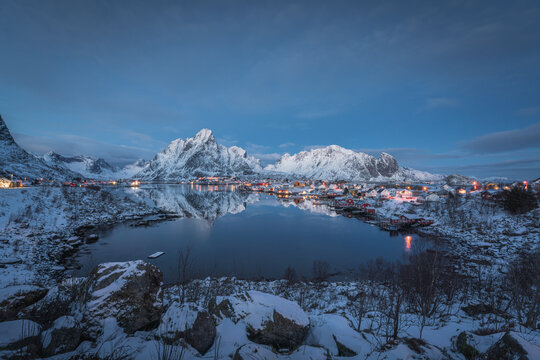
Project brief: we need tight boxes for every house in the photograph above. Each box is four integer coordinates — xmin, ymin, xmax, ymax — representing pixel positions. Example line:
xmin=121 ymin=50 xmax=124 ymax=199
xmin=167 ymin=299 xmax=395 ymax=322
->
xmin=425 ymin=193 xmax=440 ymax=202
xmin=379 ymin=188 xmax=391 ymax=199
xmin=0 ymin=178 xmax=16 ymax=188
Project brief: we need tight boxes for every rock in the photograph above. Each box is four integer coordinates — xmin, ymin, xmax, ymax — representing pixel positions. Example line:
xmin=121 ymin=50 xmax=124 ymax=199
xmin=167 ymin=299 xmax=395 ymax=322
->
xmin=0 ymin=257 xmax=22 ymax=265
xmin=454 ymin=331 xmax=479 ymax=360
xmin=306 ymin=314 xmax=367 ymax=357
xmin=0 ymin=319 xmax=41 ymax=351
xmin=83 ymin=260 xmax=163 ymax=337
xmin=86 ymin=234 xmax=99 ymax=243
xmin=233 ymin=343 xmax=328 ymax=360
xmin=214 ymin=291 xmax=309 ymax=350
xmin=41 ymin=316 xmax=81 ymax=356
xmin=208 ymin=297 xmax=235 ymax=319
xmin=482 ymin=332 xmax=539 ymax=360
xmin=159 ymin=302 xmax=216 ymax=355
xmin=0 ymin=285 xmax=48 ymax=321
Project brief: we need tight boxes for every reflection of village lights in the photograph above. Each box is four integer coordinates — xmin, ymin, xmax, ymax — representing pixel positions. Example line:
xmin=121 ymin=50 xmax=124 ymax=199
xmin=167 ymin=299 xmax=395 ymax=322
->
xmin=405 ymin=235 xmax=412 ymax=250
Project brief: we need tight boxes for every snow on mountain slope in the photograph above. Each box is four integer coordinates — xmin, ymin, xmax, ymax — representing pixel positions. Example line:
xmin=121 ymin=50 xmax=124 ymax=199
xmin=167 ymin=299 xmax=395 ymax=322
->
xmin=401 ymin=167 xmax=444 ymax=182
xmin=135 ymin=129 xmax=262 ymax=180
xmin=116 ymin=159 xmax=148 ymax=179
xmin=42 ymin=152 xmax=120 ymax=180
xmin=0 ymin=115 xmax=77 ymax=180
xmin=265 ymin=145 xmax=440 ymax=182
xmin=43 ymin=152 xmax=149 ymax=180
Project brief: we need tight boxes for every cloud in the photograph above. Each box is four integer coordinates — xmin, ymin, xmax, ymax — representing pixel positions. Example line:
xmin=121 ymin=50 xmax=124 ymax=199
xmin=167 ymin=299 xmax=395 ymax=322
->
xmin=279 ymin=142 xmax=295 ymax=148
xmin=515 ymin=107 xmax=540 ymax=117
xmin=296 ymin=109 xmax=340 ymax=119
xmin=423 ymin=97 xmax=459 ymax=110
xmin=253 ymin=152 xmax=282 ymax=166
xmin=12 ymin=132 xmax=157 ymax=166
xmin=429 ymin=157 xmax=540 ymax=180
xmin=461 ymin=123 xmax=540 ymax=154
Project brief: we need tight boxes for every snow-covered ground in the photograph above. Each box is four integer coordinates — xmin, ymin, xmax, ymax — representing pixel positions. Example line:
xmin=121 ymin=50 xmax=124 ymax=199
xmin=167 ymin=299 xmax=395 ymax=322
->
xmin=369 ymin=193 xmax=540 ymax=274
xmin=1 ymin=184 xmax=539 ymax=359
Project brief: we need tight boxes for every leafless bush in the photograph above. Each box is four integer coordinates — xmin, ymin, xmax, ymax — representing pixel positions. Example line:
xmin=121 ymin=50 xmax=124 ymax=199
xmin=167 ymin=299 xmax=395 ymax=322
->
xmin=177 ymin=246 xmax=194 ymax=304
xmin=283 ymin=266 xmax=298 ymax=284
xmin=312 ymin=260 xmax=330 ymax=282
xmin=504 ymin=249 xmax=540 ymax=329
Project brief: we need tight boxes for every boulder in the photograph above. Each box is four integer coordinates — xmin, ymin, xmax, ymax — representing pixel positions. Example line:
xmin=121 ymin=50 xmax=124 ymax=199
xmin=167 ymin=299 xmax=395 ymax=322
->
xmin=213 ymin=291 xmax=309 ymax=350
xmin=0 ymin=319 xmax=41 ymax=352
xmin=233 ymin=343 xmax=328 ymax=360
xmin=159 ymin=302 xmax=216 ymax=355
xmin=0 ymin=285 xmax=48 ymax=321
xmin=41 ymin=316 xmax=81 ymax=356
xmin=83 ymin=260 xmax=163 ymax=336
xmin=306 ymin=314 xmax=368 ymax=357
xmin=454 ymin=331 xmax=479 ymax=360
xmin=482 ymin=332 xmax=540 ymax=360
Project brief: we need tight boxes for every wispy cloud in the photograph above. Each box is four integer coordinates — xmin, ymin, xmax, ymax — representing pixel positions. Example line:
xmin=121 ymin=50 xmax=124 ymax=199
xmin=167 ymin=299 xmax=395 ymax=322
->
xmin=423 ymin=97 xmax=459 ymax=110
xmin=12 ymin=132 xmax=156 ymax=166
xmin=296 ymin=109 xmax=340 ymax=119
xmin=279 ymin=142 xmax=295 ymax=148
xmin=461 ymin=123 xmax=540 ymax=154
xmin=253 ymin=152 xmax=282 ymax=166
xmin=515 ymin=107 xmax=540 ymax=117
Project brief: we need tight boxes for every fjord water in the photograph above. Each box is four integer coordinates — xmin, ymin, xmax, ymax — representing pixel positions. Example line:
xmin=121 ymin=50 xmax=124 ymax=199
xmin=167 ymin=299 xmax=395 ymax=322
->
xmin=74 ymin=185 xmax=427 ymax=283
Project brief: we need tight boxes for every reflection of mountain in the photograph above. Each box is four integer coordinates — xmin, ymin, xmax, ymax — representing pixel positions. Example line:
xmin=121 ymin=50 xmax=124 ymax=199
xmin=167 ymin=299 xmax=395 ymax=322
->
xmin=279 ymin=199 xmax=339 ymax=217
xmin=133 ymin=185 xmax=253 ymax=223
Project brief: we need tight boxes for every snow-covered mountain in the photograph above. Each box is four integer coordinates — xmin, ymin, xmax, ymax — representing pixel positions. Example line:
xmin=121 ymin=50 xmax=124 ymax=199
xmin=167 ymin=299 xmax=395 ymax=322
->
xmin=41 ymin=152 xmax=146 ymax=180
xmin=0 ymin=115 xmax=77 ymax=180
xmin=445 ymin=174 xmax=476 ymax=186
xmin=135 ymin=129 xmax=262 ymax=180
xmin=116 ymin=159 xmax=148 ymax=179
xmin=42 ymin=152 xmax=119 ymax=180
xmin=265 ymin=145 xmax=442 ymax=182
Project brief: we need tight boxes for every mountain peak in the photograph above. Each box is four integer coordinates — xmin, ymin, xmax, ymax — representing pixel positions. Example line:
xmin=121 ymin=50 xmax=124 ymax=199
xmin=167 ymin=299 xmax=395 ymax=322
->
xmin=0 ymin=114 xmax=16 ymax=144
xmin=194 ymin=128 xmax=215 ymax=142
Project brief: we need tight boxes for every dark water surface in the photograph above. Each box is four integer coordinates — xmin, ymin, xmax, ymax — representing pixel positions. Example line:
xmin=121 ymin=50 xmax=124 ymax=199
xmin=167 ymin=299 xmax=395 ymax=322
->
xmin=73 ymin=185 xmax=428 ymax=283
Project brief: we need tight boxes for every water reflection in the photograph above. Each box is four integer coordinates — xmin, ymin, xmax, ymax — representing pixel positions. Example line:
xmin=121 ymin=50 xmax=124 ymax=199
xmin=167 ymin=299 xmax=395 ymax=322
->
xmin=74 ymin=185 xmax=430 ymax=282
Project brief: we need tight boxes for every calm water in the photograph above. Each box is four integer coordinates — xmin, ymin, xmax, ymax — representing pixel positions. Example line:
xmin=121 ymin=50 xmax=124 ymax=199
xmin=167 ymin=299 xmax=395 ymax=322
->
xmin=73 ymin=184 xmax=428 ymax=283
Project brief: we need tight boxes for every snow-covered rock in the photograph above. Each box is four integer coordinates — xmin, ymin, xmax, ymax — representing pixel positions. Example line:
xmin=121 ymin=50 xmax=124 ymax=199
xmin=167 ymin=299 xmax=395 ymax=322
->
xmin=211 ymin=291 xmax=309 ymax=350
xmin=0 ymin=285 xmax=48 ymax=321
xmin=265 ymin=146 xmax=442 ymax=182
xmin=40 ymin=315 xmax=81 ymax=356
xmin=159 ymin=302 xmax=216 ymax=355
xmin=482 ymin=332 xmax=540 ymax=360
xmin=0 ymin=115 xmax=77 ymax=180
xmin=306 ymin=314 xmax=371 ymax=357
xmin=136 ymin=129 xmax=262 ymax=180
xmin=233 ymin=343 xmax=328 ymax=359
xmin=83 ymin=260 xmax=163 ymax=336
xmin=0 ymin=319 xmax=41 ymax=350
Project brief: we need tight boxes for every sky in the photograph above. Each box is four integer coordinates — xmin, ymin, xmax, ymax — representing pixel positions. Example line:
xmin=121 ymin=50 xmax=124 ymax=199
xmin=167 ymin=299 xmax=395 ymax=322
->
xmin=0 ymin=0 xmax=539 ymax=180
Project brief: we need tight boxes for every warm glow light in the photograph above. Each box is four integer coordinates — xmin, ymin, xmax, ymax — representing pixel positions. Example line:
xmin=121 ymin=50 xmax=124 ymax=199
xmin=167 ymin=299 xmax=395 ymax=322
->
xmin=405 ymin=236 xmax=412 ymax=250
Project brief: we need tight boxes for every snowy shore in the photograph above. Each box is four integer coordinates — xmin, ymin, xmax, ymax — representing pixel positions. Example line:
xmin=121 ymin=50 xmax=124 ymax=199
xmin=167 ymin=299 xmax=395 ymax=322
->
xmin=0 ymin=184 xmax=539 ymax=359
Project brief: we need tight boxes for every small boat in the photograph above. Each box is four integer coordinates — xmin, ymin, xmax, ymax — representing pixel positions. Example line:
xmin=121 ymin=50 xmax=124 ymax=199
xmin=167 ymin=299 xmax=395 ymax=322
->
xmin=148 ymin=252 xmax=164 ymax=259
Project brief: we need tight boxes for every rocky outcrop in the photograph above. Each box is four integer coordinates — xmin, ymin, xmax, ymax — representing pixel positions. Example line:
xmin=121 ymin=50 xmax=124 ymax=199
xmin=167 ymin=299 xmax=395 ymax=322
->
xmin=40 ymin=316 xmax=81 ymax=356
xmin=306 ymin=314 xmax=366 ymax=357
xmin=0 ymin=285 xmax=48 ymax=321
xmin=83 ymin=260 xmax=163 ymax=337
xmin=159 ymin=302 xmax=216 ymax=355
xmin=211 ymin=291 xmax=309 ymax=350
xmin=482 ymin=332 xmax=537 ymax=360
xmin=0 ymin=319 xmax=41 ymax=353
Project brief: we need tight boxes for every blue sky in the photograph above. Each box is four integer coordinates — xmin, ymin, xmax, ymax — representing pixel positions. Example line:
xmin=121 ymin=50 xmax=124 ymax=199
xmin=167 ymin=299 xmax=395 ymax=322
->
xmin=0 ymin=0 xmax=539 ymax=179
